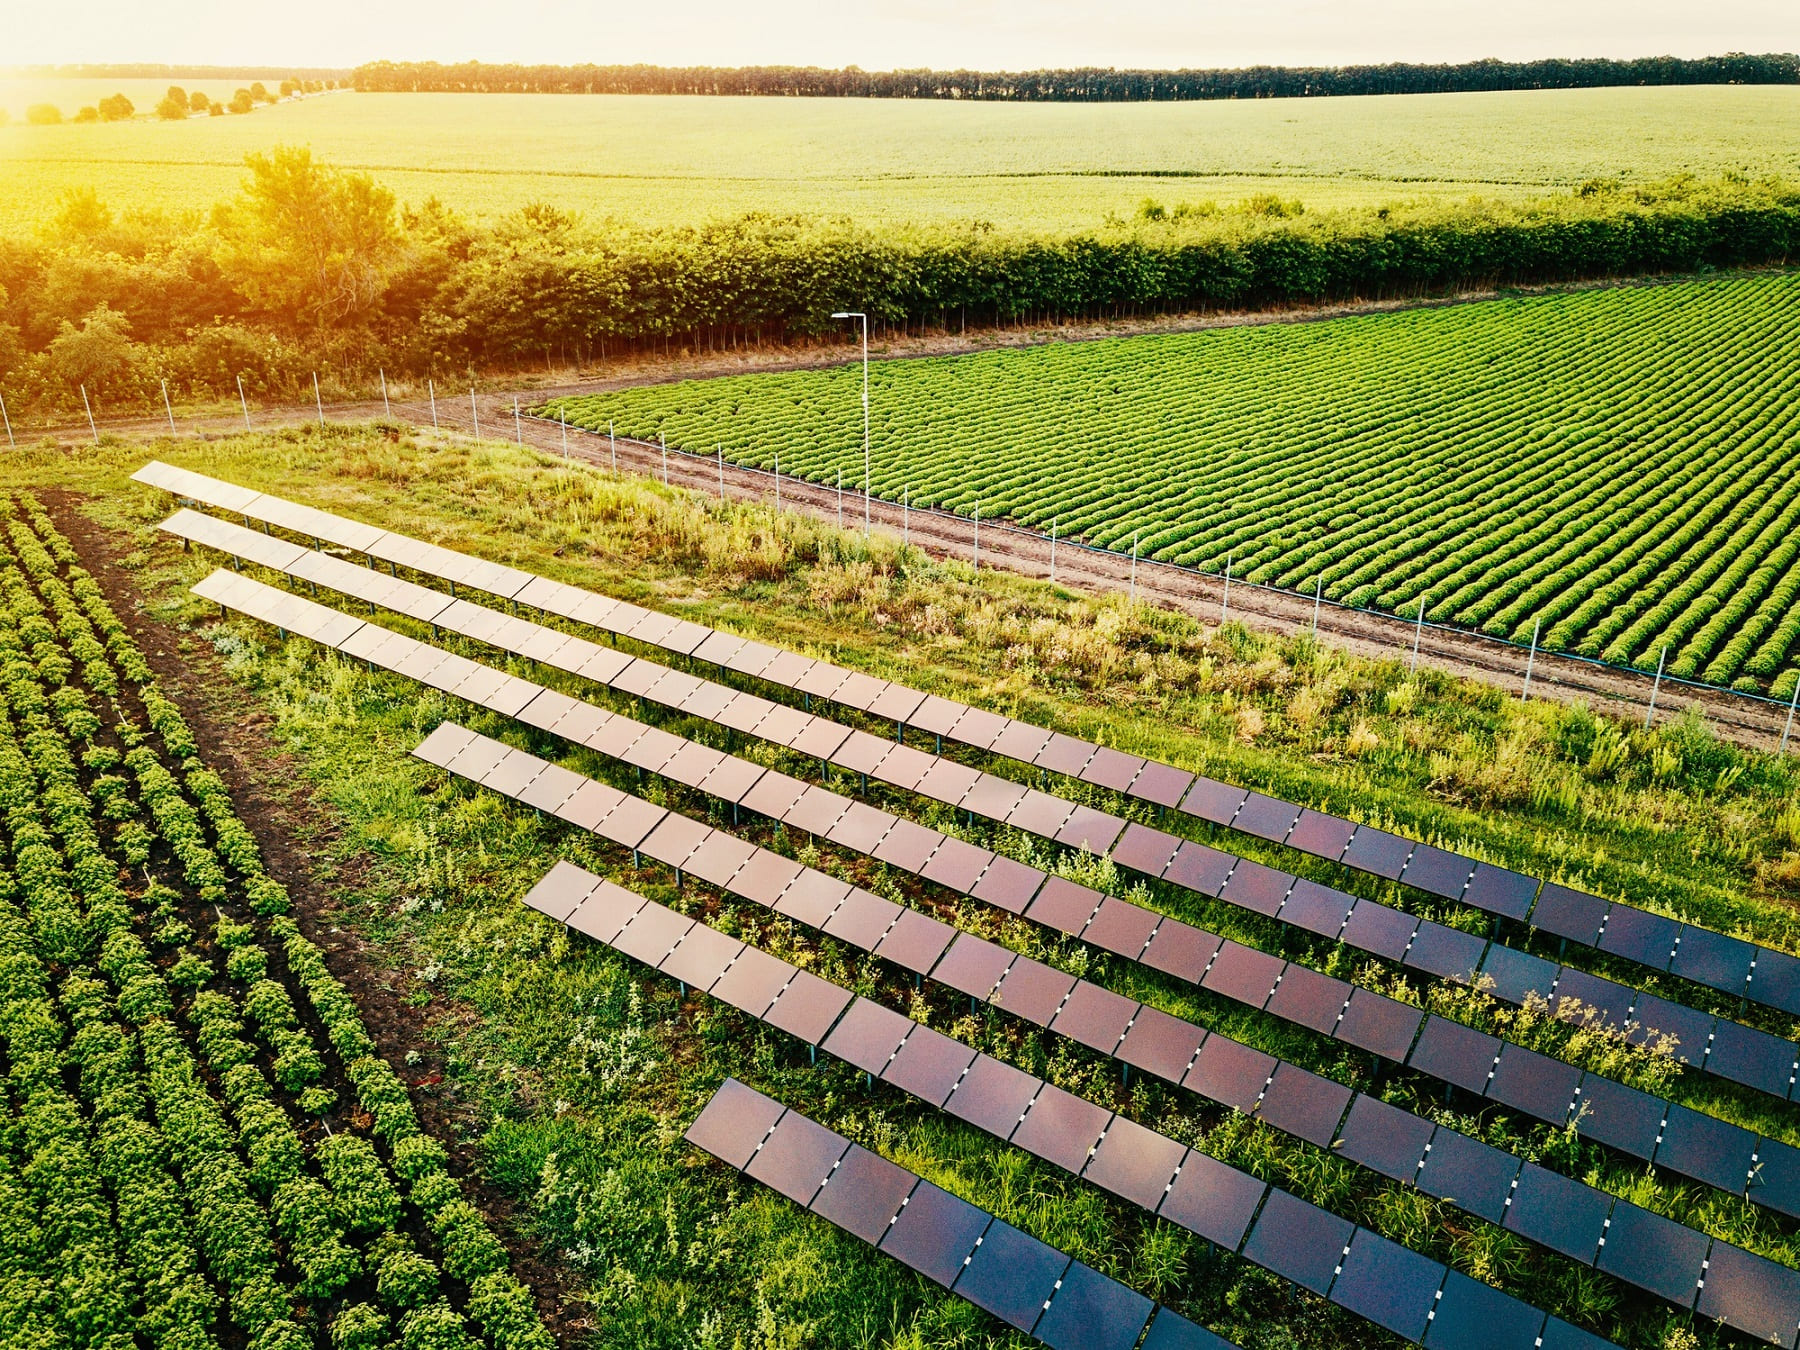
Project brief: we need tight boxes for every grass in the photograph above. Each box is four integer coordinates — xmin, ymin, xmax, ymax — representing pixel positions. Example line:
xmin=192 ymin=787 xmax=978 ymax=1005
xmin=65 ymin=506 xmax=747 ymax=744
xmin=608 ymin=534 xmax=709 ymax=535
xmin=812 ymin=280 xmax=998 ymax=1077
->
xmin=20 ymin=424 xmax=1800 ymax=1349
xmin=1 ymin=84 xmax=1798 ymax=233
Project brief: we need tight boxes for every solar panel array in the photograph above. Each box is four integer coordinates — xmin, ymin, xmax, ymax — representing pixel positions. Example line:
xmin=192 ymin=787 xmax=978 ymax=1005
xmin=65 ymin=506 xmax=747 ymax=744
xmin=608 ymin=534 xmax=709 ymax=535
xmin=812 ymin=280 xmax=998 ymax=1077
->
xmin=137 ymin=456 xmax=1800 ymax=1029
xmin=524 ymin=861 xmax=1610 ymax=1350
xmin=427 ymin=724 xmax=1800 ymax=1342
xmin=686 ymin=1077 xmax=1231 ymax=1350
xmin=192 ymin=565 xmax=1800 ymax=1246
xmin=161 ymin=503 xmax=1800 ymax=1115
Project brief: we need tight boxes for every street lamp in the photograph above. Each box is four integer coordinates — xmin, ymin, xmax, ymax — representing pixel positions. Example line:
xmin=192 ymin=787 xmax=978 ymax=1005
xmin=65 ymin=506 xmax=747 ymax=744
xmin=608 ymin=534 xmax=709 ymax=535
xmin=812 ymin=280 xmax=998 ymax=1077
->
xmin=832 ymin=311 xmax=870 ymax=532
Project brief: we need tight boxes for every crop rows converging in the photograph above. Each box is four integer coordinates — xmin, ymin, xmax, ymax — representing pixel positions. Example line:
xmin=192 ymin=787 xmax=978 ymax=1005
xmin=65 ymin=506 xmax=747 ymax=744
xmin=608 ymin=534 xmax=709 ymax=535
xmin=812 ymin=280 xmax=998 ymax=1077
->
xmin=0 ymin=495 xmax=552 ymax=1350
xmin=544 ymin=271 xmax=1800 ymax=695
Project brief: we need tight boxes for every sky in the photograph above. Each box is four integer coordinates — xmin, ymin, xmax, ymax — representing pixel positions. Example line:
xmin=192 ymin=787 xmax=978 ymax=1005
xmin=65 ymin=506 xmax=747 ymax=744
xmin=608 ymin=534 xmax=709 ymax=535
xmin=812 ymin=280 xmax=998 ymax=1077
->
xmin=1 ymin=0 xmax=1793 ymax=71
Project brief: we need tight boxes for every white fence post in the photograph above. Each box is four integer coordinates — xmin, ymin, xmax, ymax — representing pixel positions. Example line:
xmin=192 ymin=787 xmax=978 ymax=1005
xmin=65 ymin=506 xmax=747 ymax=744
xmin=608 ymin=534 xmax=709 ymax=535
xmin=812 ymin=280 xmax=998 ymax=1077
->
xmin=469 ymin=387 xmax=480 ymax=437
xmin=1783 ymin=676 xmax=1800 ymax=755
xmin=1645 ymin=645 xmax=1668 ymax=728
xmin=314 ymin=372 xmax=325 ymax=427
xmin=0 ymin=390 xmax=12 ymax=448
xmin=428 ymin=379 xmax=438 ymax=429
xmin=1312 ymin=576 xmax=1322 ymax=636
xmin=1410 ymin=597 xmax=1426 ymax=672
xmin=717 ymin=444 xmax=725 ymax=499
xmin=379 ymin=368 xmax=391 ymax=417
xmin=774 ymin=450 xmax=780 ymax=508
xmin=1521 ymin=617 xmax=1541 ymax=700
xmin=1130 ymin=530 xmax=1138 ymax=603
xmin=1050 ymin=516 xmax=1057 ymax=584
xmin=1221 ymin=551 xmax=1232 ymax=621
xmin=161 ymin=379 xmax=175 ymax=434
xmin=560 ymin=409 xmax=568 ymax=457
xmin=902 ymin=485 xmax=908 ymax=547
xmin=513 ymin=397 xmax=522 ymax=444
xmin=237 ymin=375 xmax=251 ymax=429
xmin=973 ymin=506 xmax=980 ymax=571
xmin=81 ymin=384 xmax=98 ymax=444
xmin=661 ymin=434 xmax=668 ymax=484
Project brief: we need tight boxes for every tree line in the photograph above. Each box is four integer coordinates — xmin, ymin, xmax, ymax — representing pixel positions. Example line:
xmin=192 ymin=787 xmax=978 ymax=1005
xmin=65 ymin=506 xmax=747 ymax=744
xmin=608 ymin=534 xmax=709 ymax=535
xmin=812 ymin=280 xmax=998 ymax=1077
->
xmin=0 ymin=149 xmax=1792 ymax=418
xmin=351 ymin=53 xmax=1800 ymax=100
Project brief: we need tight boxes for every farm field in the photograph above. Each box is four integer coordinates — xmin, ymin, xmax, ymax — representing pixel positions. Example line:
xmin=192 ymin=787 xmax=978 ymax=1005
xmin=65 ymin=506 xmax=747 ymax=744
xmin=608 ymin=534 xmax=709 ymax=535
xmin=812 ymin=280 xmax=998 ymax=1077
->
xmin=0 ymin=491 xmax=552 ymax=1350
xmin=0 ymin=83 xmax=1797 ymax=232
xmin=544 ymin=268 xmax=1800 ymax=696
xmin=15 ymin=427 xmax=1800 ymax=1349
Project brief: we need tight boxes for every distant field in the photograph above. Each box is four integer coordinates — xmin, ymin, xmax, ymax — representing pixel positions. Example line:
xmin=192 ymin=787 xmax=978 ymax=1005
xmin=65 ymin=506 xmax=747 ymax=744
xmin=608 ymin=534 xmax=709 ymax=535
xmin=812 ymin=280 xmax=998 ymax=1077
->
xmin=0 ymin=84 xmax=1795 ymax=232
xmin=546 ymin=271 xmax=1800 ymax=693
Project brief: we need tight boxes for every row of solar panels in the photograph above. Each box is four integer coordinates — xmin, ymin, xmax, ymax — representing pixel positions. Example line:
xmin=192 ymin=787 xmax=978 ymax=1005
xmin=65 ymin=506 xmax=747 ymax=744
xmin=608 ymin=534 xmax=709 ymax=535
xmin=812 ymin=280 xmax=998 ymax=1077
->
xmin=195 ymin=568 xmax=1800 ymax=1348
xmin=134 ymin=459 xmax=1800 ymax=1029
xmin=146 ymin=472 xmax=1800 ymax=1132
xmin=526 ymin=860 xmax=1606 ymax=1350
xmin=171 ymin=515 xmax=1800 ymax=1226
xmin=424 ymin=719 xmax=1797 ymax=1344
xmin=687 ymin=1077 xmax=1228 ymax=1350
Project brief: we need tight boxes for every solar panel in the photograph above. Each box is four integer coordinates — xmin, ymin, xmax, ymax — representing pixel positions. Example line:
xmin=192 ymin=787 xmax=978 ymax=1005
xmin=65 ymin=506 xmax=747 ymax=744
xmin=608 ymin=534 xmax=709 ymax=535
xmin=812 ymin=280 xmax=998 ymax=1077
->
xmin=948 ymin=705 xmax=1008 ymax=749
xmin=869 ymin=741 xmax=935 ymax=792
xmin=1140 ymin=1308 xmax=1235 ymax=1350
xmin=1110 ymin=823 xmax=1183 ymax=878
xmin=1476 ymin=945 xmax=1559 ymax=1005
xmin=1568 ymin=1074 xmax=1665 ymax=1158
xmin=1054 ymin=805 xmax=1126 ymax=854
xmin=1549 ymin=967 xmax=1634 ymax=1031
xmin=1034 ymin=733 xmax=1097 ymax=778
xmin=592 ymin=793 xmax=669 ymax=850
xmin=414 ymin=721 xmax=477 ymax=768
xmin=611 ymin=902 xmax=694 ymax=967
xmin=1265 ymin=964 xmax=1350 ymax=1035
xmin=1047 ymin=982 xmax=1137 ymax=1054
xmin=1330 ymin=1228 xmax=1445 ymax=1342
xmin=1486 ymin=1045 xmax=1580 ymax=1125
xmin=943 ymin=1053 xmax=1041 ymax=1138
xmin=954 ymin=1218 xmax=1071 ymax=1332
xmin=1082 ymin=1115 xmax=1187 ymax=1210
xmin=1076 ymin=746 xmax=1144 ymax=793
xmin=1340 ymin=900 xmax=1423 ymax=961
xmin=1401 ymin=922 xmax=1486 ymax=984
xmin=698 ymin=755 xmax=771 ymax=805
xmin=1241 ymin=1190 xmax=1352 ymax=1295
xmin=1233 ymin=793 xmax=1300 ymax=843
xmin=1669 ymin=926 xmax=1755 ymax=994
xmin=556 ymin=780 xmax=627 ymax=833
xmin=1400 ymin=844 xmax=1472 ymax=900
xmin=779 ymin=784 xmax=848 ymax=838
xmin=1005 ymin=789 xmax=1077 ymax=839
xmin=1502 ymin=1164 xmax=1609 ymax=1262
xmin=1217 ymin=859 xmax=1291 ymax=916
xmin=1594 ymin=1200 xmax=1706 ymax=1306
xmin=764 ymin=970 xmax=853 ymax=1044
xmin=659 ymin=923 xmax=745 ymax=990
xmin=743 ymin=1110 xmax=850 ymax=1206
xmin=873 ymin=818 xmax=949 ymax=875
xmin=824 ymin=800 xmax=897 ymax=855
xmin=710 ymin=946 xmax=796 ymax=1017
xmin=1626 ymin=993 xmax=1713 ymax=1061
xmin=788 ymin=716 xmax=853 ymax=761
xmin=1155 ymin=1148 xmax=1266 ymax=1247
xmin=1162 ymin=840 xmax=1236 ymax=896
xmin=1285 ymin=809 xmax=1357 ymax=861
xmin=881 ymin=1024 xmax=977 ymax=1106
xmin=1694 ymin=1243 xmax=1800 ymax=1348
xmin=1025 ymin=876 xmax=1102 ymax=935
xmin=566 ymin=882 xmax=651 ymax=946
xmin=820 ymin=998 xmax=914 ymax=1075
xmin=1200 ymin=941 xmax=1283 ymax=1009
xmin=1750 ymin=948 xmax=1800 ymax=1018
xmin=931 ymin=933 xmax=1016 ymax=1001
xmin=520 ymin=861 xmax=600 ymax=923
xmin=1334 ymin=1094 xmax=1432 ymax=1182
xmin=1255 ymin=1065 xmax=1352 ymax=1147
xmin=905 ymin=694 xmax=968 ymax=738
xmin=918 ymin=837 xmax=991 ymax=894
xmin=1183 ymin=1036 xmax=1275 ymax=1112
xmin=820 ymin=888 xmax=902 ymax=951
xmin=1115 ymin=1006 xmax=1207 ymax=1082
xmin=681 ymin=833 xmax=759 ymax=888
xmin=771 ymin=870 xmax=852 ymax=927
xmin=1655 ymin=1105 xmax=1756 ymax=1195
xmin=1033 ymin=1259 xmax=1154 ymax=1350
xmin=1341 ymin=827 xmax=1414 ymax=879
xmin=873 ymin=909 xmax=955 ymax=974
xmin=989 ymin=720 xmax=1053 ymax=765
xmin=1277 ymin=879 xmax=1353 ymax=939
xmin=739 ymin=770 xmax=809 ymax=821
xmin=1179 ymin=778 xmax=1246 ymax=825
xmin=1425 ymin=1271 xmax=1547 ymax=1350
xmin=1140 ymin=921 xmax=1221 ymax=983
xmin=1415 ymin=1129 xmax=1519 ymax=1224
xmin=1752 ymin=1140 xmax=1800 ymax=1220
xmin=826 ymin=728 xmax=894 ymax=776
xmin=878 ymin=1179 xmax=991 ymax=1286
xmin=1010 ymin=1084 xmax=1111 ymax=1173
xmin=1597 ymin=906 xmax=1680 ymax=970
xmin=865 ymin=683 xmax=927 ymax=725
xmin=809 ymin=1143 xmax=918 ymax=1244
xmin=1704 ymin=1019 xmax=1798 ymax=1100
xmin=638 ymin=812 xmax=713 ymax=870
xmin=1462 ymin=864 xmax=1538 ymax=921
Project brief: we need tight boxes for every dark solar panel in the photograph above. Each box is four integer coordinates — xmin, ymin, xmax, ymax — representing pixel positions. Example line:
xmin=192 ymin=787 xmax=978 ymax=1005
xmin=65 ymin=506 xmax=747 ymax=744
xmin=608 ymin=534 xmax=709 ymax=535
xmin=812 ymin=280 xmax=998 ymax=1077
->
xmin=992 ymin=959 xmax=1078 ymax=1026
xmin=1462 ymin=864 xmax=1539 ymax=921
xmin=1486 ymin=1046 xmax=1580 ymax=1125
xmin=1670 ymin=926 xmax=1755 ymax=994
xmin=1241 ymin=1190 xmax=1352 ymax=1295
xmin=1402 ymin=921 xmax=1487 ymax=984
xmin=1278 ymin=879 xmax=1353 ymax=939
xmin=682 ymin=833 xmax=759 ymax=887
xmin=1627 ymin=993 xmax=1713 ymax=1061
xmin=866 ymin=683 xmax=927 ymax=725
xmin=873 ymin=910 xmax=955 ymax=975
xmin=1265 ymin=964 xmax=1350 ymax=1035
xmin=1200 ymin=941 xmax=1284 ymax=1009
xmin=782 ymin=784 xmax=849 ymax=837
xmin=878 ymin=1180 xmax=991 ymax=1287
xmin=820 ymin=998 xmax=915 ymax=1075
xmin=808 ymin=1144 xmax=918 ymax=1244
xmin=1550 ymin=967 xmax=1634 ymax=1031
xmin=1407 ymin=1015 xmax=1500 ymax=1094
xmin=1006 ymin=790 xmax=1077 ymax=839
xmin=765 ymin=970 xmax=853 ymax=1044
xmin=943 ymin=1054 xmax=1041 ymax=1140
xmin=684 ymin=1077 xmax=785 ymax=1169
xmin=1502 ymin=1164 xmax=1609 ymax=1262
xmin=1080 ymin=746 xmax=1146 ymax=793
xmin=1140 ymin=1307 xmax=1235 ymax=1350
xmin=1218 ymin=859 xmax=1291 ymax=917
xmin=710 ymin=946 xmax=796 ymax=1018
xmin=1033 ymin=732 xmax=1097 ymax=777
xmin=1082 ymin=1115 xmax=1187 ymax=1210
xmin=1340 ymin=899 xmax=1419 ymax=962
xmin=1330 ymin=1228 xmax=1444 ymax=1342
xmin=905 ymin=695 xmax=968 ymax=738
xmin=1140 ymin=921 xmax=1222 ymax=983
xmin=1116 ymin=1006 xmax=1207 ymax=1082
xmin=1341 ymin=827 xmax=1414 ymax=880
xmin=1704 ymin=1019 xmax=1797 ymax=1099
xmin=638 ymin=813 xmax=713 ymax=870
xmin=772 ymin=870 xmax=852 ymax=927
xmin=1334 ymin=989 xmax=1423 ymax=1062
xmin=659 ymin=741 xmax=727 ymax=789
xmin=881 ymin=1025 xmax=977 ymax=1106
xmin=1081 ymin=897 xmax=1160 ymax=959
xmin=1478 ymin=945 xmax=1559 ymax=1005
xmin=1234 ymin=793 xmax=1300 ymax=843
xmin=1752 ymin=1139 xmax=1800 ymax=1220
xmin=827 ymin=728 xmax=894 ymax=777
xmin=960 ymin=773 xmax=1031 ymax=822
xmin=1111 ymin=823 xmax=1184 ymax=878
xmin=1424 ymin=1271 xmax=1547 ymax=1350
xmin=1401 ymin=844 xmax=1473 ymax=900
xmin=954 ymin=1217 xmax=1071 ymax=1333
xmin=1156 ymin=1149 xmax=1265 ymax=1249
xmin=744 ymin=1110 xmax=850 ymax=1206
xmin=1056 ymin=805 xmax=1126 ymax=854
xmin=1048 ymin=981 xmax=1138 ymax=1054
xmin=1034 ymin=1259 xmax=1154 ymax=1350
xmin=871 ymin=818 xmax=943 ymax=875
xmin=659 ymin=924 xmax=745 ymax=990
xmin=1163 ymin=841 xmax=1237 ymax=897
xmin=1011 ymin=1084 xmax=1111 ymax=1173
xmin=1183 ymin=1036 xmax=1275 ymax=1112
xmin=915 ymin=757 xmax=983 ymax=806
xmin=990 ymin=719 xmax=1053 ymax=765
xmin=821 ymin=887 xmax=902 ymax=951
xmin=1749 ymin=947 xmax=1800 ymax=1019
xmin=949 ymin=705 xmax=1009 ymax=749
xmin=1255 ymin=1064 xmax=1352 ymax=1147
xmin=918 ymin=837 xmax=992 ymax=894
xmin=1597 ymin=905 xmax=1680 ymax=970
xmin=1655 ymin=1105 xmax=1756 ymax=1195
xmin=1569 ymin=1074 xmax=1665 ymax=1159
xmin=728 ymin=851 xmax=808 ymax=906
xmin=1694 ymin=1243 xmax=1800 ymax=1348
xmin=1333 ymin=1094 xmax=1431 ymax=1182
xmin=1129 ymin=762 xmax=1195 ymax=809
xmin=1286 ymin=809 xmax=1357 ymax=861
xmin=931 ymin=933 xmax=1016 ymax=1001
xmin=612 ymin=902 xmax=695 ymax=967
xmin=1415 ymin=1128 xmax=1520 ymax=1224
xmin=1179 ymin=778 xmax=1247 ymax=825
xmin=1594 ymin=1200 xmax=1705 ymax=1307
xmin=967 ymin=855 xmax=1046 ymax=915
xmin=1026 ymin=877 xmax=1103 ymax=935
xmin=789 ymin=716 xmax=854 ymax=762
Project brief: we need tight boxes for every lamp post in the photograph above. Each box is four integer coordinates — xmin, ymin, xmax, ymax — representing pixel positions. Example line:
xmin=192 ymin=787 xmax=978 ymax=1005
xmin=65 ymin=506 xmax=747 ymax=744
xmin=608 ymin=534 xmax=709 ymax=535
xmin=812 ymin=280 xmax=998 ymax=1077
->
xmin=831 ymin=311 xmax=870 ymax=533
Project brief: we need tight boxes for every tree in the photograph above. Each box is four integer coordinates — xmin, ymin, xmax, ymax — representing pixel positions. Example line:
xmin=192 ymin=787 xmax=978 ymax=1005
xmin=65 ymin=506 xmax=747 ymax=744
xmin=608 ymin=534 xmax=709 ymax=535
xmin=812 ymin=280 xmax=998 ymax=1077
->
xmin=156 ymin=87 xmax=190 ymax=120
xmin=97 ymin=93 xmax=134 ymax=122
xmin=25 ymin=103 xmax=60 ymax=124
xmin=229 ymin=90 xmax=254 ymax=114
xmin=280 ymin=80 xmax=297 ymax=98
xmin=213 ymin=146 xmax=406 ymax=331
xmin=250 ymin=82 xmax=274 ymax=104
xmin=189 ymin=89 xmax=210 ymax=112
xmin=209 ymin=101 xmax=226 ymax=117
xmin=41 ymin=303 xmax=140 ymax=400
xmin=74 ymin=107 xmax=100 ymax=124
